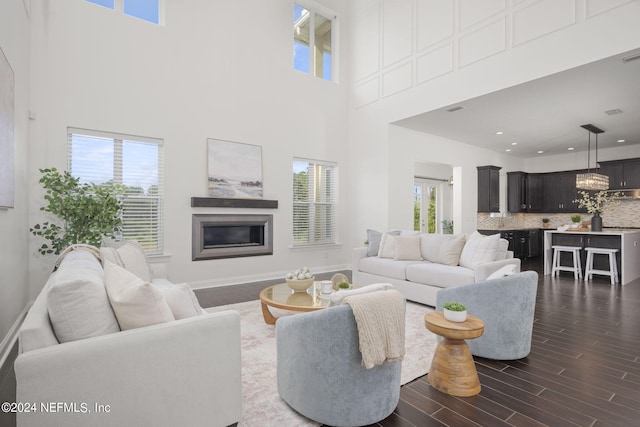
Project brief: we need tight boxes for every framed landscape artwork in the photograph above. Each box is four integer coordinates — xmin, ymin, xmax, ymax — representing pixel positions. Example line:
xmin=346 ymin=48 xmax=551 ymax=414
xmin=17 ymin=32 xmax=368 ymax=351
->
xmin=0 ymin=45 xmax=15 ymax=209
xmin=207 ymin=138 xmax=263 ymax=199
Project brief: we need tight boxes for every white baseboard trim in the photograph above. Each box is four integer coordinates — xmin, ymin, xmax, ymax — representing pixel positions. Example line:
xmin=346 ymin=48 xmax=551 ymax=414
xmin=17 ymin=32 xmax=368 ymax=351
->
xmin=189 ymin=264 xmax=351 ymax=290
xmin=0 ymin=302 xmax=32 ymax=369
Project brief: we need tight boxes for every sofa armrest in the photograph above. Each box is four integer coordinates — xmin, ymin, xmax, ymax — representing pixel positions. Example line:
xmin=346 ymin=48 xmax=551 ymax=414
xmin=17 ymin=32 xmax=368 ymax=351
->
xmin=15 ymin=311 xmax=241 ymax=427
xmin=352 ymin=247 xmax=369 ymax=284
xmin=473 ymin=257 xmax=521 ymax=282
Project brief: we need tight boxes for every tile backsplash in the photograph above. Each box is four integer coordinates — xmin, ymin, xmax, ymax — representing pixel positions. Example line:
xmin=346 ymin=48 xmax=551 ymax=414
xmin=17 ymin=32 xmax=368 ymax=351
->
xmin=477 ymin=199 xmax=640 ymax=229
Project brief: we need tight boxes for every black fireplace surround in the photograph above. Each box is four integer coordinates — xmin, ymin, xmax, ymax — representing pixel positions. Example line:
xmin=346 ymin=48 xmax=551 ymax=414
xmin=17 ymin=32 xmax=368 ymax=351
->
xmin=192 ymin=214 xmax=273 ymax=260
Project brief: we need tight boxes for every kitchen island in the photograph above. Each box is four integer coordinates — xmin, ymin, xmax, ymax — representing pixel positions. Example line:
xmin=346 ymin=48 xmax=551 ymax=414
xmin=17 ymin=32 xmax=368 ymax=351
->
xmin=543 ymin=230 xmax=640 ymax=285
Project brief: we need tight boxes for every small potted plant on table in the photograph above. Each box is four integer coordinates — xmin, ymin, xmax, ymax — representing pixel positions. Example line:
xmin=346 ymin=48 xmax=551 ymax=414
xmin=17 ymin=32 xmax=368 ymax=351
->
xmin=570 ymin=215 xmax=582 ymax=229
xmin=443 ymin=302 xmax=467 ymax=322
xmin=542 ymin=218 xmax=550 ymax=228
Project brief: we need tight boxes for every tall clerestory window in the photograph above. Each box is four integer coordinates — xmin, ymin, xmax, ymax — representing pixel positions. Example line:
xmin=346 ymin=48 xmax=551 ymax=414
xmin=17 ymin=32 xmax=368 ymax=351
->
xmin=85 ymin=0 xmax=163 ymax=25
xmin=294 ymin=1 xmax=337 ymax=82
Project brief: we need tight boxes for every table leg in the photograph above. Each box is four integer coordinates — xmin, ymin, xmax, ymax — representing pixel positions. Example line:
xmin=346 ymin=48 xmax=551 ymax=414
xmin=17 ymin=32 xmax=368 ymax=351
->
xmin=261 ymin=301 xmax=277 ymax=325
xmin=428 ymin=337 xmax=481 ymax=397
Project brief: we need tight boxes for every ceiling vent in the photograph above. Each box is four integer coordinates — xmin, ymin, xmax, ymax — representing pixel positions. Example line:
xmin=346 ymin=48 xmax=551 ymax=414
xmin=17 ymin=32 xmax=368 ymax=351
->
xmin=446 ymin=106 xmax=464 ymax=113
xmin=604 ymin=108 xmax=623 ymax=116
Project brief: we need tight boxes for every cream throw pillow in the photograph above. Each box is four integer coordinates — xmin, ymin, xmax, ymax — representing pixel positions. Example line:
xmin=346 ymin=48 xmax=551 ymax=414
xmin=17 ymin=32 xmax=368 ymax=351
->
xmin=459 ymin=232 xmax=500 ymax=268
xmin=394 ymin=235 xmax=423 ymax=261
xmin=377 ymin=233 xmax=397 ymax=258
xmin=420 ymin=234 xmax=466 ymax=266
xmin=101 ymin=242 xmax=153 ymax=282
xmin=104 ymin=261 xmax=175 ymax=330
xmin=47 ymin=265 xmax=120 ymax=343
xmin=486 ymin=264 xmax=517 ymax=280
xmin=158 ymin=283 xmax=205 ymax=320
xmin=494 ymin=238 xmax=509 ymax=261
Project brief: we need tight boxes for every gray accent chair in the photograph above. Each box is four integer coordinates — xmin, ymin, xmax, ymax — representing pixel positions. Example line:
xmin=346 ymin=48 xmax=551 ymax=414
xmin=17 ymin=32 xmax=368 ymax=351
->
xmin=276 ymin=304 xmax=402 ymax=427
xmin=436 ymin=271 xmax=538 ymax=360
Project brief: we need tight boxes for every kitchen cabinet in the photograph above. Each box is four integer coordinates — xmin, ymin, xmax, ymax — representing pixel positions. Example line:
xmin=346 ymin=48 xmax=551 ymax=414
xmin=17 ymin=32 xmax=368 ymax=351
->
xmin=507 ymin=172 xmax=544 ymax=213
xmin=542 ymin=171 xmax=586 ymax=213
xmin=478 ymin=228 xmax=540 ymax=259
xmin=477 ymin=166 xmax=501 ymax=212
xmin=598 ymin=158 xmax=640 ymax=189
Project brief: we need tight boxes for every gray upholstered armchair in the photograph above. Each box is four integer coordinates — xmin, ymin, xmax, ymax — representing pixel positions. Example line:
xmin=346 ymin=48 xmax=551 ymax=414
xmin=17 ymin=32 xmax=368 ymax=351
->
xmin=276 ymin=304 xmax=402 ymax=427
xmin=436 ymin=271 xmax=538 ymax=360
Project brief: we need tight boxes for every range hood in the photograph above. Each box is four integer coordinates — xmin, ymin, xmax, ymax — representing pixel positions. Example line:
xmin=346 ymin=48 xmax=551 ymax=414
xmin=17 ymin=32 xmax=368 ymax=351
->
xmin=607 ymin=189 xmax=640 ymax=199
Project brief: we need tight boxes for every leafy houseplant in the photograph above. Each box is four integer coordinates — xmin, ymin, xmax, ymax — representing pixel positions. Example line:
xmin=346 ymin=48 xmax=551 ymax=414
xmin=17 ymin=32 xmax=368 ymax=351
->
xmin=443 ymin=301 xmax=467 ymax=322
xmin=337 ymin=281 xmax=351 ymax=290
xmin=542 ymin=218 xmax=550 ymax=228
xmin=570 ymin=215 xmax=582 ymax=228
xmin=30 ymin=168 xmax=125 ymax=255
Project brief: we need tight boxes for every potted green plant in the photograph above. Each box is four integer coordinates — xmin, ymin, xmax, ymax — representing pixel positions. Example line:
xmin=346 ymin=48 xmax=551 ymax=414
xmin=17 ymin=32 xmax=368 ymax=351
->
xmin=570 ymin=215 xmax=582 ymax=228
xmin=30 ymin=168 xmax=125 ymax=255
xmin=337 ymin=281 xmax=351 ymax=290
xmin=443 ymin=302 xmax=467 ymax=322
xmin=542 ymin=218 xmax=550 ymax=228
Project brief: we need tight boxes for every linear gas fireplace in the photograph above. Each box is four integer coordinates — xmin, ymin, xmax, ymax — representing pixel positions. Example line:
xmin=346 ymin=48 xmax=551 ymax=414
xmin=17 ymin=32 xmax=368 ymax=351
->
xmin=192 ymin=214 xmax=273 ymax=261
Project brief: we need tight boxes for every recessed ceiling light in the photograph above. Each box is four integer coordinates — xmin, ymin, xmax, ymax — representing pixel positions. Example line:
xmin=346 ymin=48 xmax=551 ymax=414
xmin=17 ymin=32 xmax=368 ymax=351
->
xmin=618 ymin=139 xmax=626 ymax=143
xmin=511 ymin=142 xmax=518 ymax=146
xmin=537 ymin=151 xmax=544 ymax=154
xmin=505 ymin=149 xmax=511 ymax=152
xmin=496 ymin=131 xmax=503 ymax=135
xmin=568 ymin=147 xmax=575 ymax=151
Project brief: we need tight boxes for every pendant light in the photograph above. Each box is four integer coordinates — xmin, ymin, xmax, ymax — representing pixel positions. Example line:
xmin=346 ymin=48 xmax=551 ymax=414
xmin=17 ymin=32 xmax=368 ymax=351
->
xmin=576 ymin=124 xmax=609 ymax=191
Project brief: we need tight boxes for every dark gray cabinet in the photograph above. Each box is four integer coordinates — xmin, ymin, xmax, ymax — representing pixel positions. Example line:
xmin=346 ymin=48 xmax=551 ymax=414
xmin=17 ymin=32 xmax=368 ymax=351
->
xmin=599 ymin=158 xmax=640 ymax=189
xmin=507 ymin=172 xmax=544 ymax=213
xmin=477 ymin=166 xmax=501 ymax=212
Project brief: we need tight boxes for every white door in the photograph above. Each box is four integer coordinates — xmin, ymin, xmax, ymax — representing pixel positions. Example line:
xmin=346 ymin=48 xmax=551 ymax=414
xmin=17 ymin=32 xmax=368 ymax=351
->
xmin=413 ymin=178 xmax=443 ymax=233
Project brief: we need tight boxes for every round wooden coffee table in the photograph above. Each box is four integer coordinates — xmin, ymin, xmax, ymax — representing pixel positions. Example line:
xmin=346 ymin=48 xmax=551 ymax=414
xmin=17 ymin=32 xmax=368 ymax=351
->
xmin=424 ymin=311 xmax=485 ymax=397
xmin=259 ymin=282 xmax=330 ymax=324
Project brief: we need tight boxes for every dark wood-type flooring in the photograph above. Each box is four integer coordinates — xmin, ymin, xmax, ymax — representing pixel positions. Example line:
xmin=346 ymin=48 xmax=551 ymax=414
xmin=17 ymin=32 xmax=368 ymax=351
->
xmin=3 ymin=262 xmax=640 ymax=427
xmin=197 ymin=259 xmax=640 ymax=427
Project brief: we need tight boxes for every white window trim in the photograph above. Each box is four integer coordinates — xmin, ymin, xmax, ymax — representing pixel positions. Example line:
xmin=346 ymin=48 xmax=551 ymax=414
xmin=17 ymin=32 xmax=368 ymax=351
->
xmin=67 ymin=127 xmax=165 ymax=255
xmin=294 ymin=0 xmax=339 ymax=83
xmin=292 ymin=157 xmax=339 ymax=247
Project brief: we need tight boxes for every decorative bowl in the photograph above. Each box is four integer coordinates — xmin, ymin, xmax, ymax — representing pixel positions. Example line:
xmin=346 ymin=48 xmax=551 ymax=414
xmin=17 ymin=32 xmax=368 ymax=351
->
xmin=286 ymin=277 xmax=314 ymax=292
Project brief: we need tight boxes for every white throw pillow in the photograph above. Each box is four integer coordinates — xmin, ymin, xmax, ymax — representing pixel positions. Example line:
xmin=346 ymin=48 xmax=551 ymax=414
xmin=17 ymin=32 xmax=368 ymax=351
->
xmin=366 ymin=229 xmax=382 ymax=257
xmin=102 ymin=242 xmax=153 ymax=282
xmin=486 ymin=264 xmax=517 ymax=280
xmin=159 ymin=283 xmax=205 ymax=320
xmin=377 ymin=233 xmax=397 ymax=258
xmin=459 ymin=232 xmax=500 ymax=268
xmin=329 ymin=283 xmax=394 ymax=306
xmin=494 ymin=238 xmax=509 ymax=261
xmin=394 ymin=235 xmax=423 ymax=261
xmin=420 ymin=234 xmax=466 ymax=266
xmin=103 ymin=261 xmax=175 ymax=330
xmin=47 ymin=266 xmax=120 ymax=343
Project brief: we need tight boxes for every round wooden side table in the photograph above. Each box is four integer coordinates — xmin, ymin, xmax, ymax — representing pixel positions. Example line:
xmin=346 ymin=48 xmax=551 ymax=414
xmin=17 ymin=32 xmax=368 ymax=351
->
xmin=424 ymin=311 xmax=485 ymax=397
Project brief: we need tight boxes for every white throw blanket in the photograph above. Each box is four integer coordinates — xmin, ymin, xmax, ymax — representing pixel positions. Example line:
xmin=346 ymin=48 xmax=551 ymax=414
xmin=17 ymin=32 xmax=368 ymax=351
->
xmin=343 ymin=289 xmax=406 ymax=369
xmin=52 ymin=244 xmax=103 ymax=271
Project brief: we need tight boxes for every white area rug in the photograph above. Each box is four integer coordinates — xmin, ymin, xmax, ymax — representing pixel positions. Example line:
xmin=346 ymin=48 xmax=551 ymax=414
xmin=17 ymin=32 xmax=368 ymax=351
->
xmin=208 ymin=300 xmax=437 ymax=427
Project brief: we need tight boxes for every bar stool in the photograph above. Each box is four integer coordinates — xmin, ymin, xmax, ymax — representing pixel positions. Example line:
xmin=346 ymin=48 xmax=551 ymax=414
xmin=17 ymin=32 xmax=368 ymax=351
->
xmin=584 ymin=247 xmax=619 ymax=285
xmin=551 ymin=245 xmax=582 ymax=279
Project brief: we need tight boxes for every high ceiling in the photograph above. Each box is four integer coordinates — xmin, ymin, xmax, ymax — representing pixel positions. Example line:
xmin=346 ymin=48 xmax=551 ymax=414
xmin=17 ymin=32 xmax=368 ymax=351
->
xmin=394 ymin=48 xmax=640 ymax=159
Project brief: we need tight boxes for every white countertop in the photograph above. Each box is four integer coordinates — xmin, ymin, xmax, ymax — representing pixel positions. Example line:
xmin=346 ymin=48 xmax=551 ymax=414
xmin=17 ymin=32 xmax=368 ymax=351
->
xmin=544 ymin=229 xmax=640 ymax=236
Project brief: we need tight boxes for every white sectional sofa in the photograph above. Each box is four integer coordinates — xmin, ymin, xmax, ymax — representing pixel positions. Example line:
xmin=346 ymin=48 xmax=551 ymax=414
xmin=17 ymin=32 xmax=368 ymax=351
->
xmin=15 ymin=244 xmax=241 ymax=427
xmin=352 ymin=230 xmax=521 ymax=306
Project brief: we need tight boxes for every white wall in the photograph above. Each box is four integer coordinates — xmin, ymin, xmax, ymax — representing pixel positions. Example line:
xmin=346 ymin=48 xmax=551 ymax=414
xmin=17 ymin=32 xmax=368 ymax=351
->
xmin=347 ymin=0 xmax=640 ymax=241
xmin=27 ymin=0 xmax=351 ymax=295
xmin=0 ymin=0 xmax=30 ymax=344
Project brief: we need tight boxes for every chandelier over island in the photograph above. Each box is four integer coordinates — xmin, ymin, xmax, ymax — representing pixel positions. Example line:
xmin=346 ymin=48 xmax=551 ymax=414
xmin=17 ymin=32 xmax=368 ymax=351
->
xmin=576 ymin=124 xmax=609 ymax=191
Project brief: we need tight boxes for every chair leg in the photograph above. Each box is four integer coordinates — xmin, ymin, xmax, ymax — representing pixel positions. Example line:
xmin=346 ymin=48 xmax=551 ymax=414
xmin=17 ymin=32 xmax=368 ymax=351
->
xmin=552 ymin=249 xmax=559 ymax=277
xmin=584 ymin=251 xmax=592 ymax=282
xmin=609 ymin=253 xmax=617 ymax=285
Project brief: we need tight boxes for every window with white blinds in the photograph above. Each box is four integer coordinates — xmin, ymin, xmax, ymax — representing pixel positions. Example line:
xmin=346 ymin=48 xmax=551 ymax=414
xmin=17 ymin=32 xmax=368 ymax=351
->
xmin=67 ymin=128 xmax=164 ymax=255
xmin=293 ymin=158 xmax=338 ymax=246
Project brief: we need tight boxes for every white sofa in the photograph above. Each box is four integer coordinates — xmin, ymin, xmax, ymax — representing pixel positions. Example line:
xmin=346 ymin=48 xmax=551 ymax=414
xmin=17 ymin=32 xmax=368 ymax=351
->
xmin=352 ymin=231 xmax=521 ymax=306
xmin=15 ymin=246 xmax=241 ymax=427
